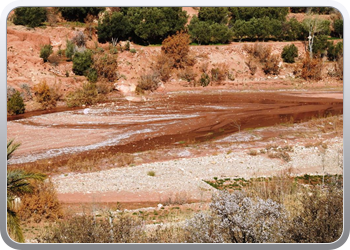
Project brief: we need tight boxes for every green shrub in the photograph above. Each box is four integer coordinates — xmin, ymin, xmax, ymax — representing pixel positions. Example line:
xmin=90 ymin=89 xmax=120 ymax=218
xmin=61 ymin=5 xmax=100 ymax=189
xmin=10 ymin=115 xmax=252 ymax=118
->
xmin=40 ymin=44 xmax=53 ymax=63
xmin=72 ymin=50 xmax=93 ymax=76
xmin=281 ymin=44 xmax=298 ymax=63
xmin=7 ymin=90 xmax=25 ymax=115
xmin=65 ymin=39 xmax=76 ymax=61
xmin=13 ymin=7 xmax=47 ymax=28
xmin=130 ymin=49 xmax=137 ymax=53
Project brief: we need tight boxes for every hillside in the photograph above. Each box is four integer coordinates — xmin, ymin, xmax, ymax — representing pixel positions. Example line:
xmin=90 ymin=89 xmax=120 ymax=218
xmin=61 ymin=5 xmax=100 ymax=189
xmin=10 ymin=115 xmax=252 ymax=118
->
xmin=6 ymin=18 xmax=342 ymax=112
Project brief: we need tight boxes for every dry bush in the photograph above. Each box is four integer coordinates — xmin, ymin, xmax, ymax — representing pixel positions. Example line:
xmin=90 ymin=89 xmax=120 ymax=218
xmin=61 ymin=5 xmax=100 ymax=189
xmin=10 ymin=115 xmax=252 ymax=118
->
xmin=136 ymin=72 xmax=160 ymax=94
xmin=33 ymin=80 xmax=58 ymax=109
xmin=48 ymin=54 xmax=61 ymax=66
xmin=161 ymin=31 xmax=195 ymax=69
xmin=199 ymin=62 xmax=209 ymax=73
xmin=245 ymin=58 xmax=258 ymax=75
xmin=96 ymin=82 xmax=114 ymax=95
xmin=17 ymin=180 xmax=63 ymax=223
xmin=335 ymin=56 xmax=343 ymax=80
xmin=66 ymin=82 xmax=104 ymax=107
xmin=71 ymin=30 xmax=87 ymax=48
xmin=262 ymin=54 xmax=281 ymax=75
xmin=244 ymin=43 xmax=280 ymax=75
xmin=153 ymin=53 xmax=174 ymax=82
xmin=287 ymin=184 xmax=343 ymax=243
xmin=244 ymin=43 xmax=272 ymax=63
xmin=39 ymin=212 xmax=145 ymax=243
xmin=210 ymin=63 xmax=229 ymax=84
xmin=300 ymin=54 xmax=323 ymax=80
xmin=177 ymin=67 xmax=197 ymax=83
xmin=93 ymin=53 xmax=118 ymax=82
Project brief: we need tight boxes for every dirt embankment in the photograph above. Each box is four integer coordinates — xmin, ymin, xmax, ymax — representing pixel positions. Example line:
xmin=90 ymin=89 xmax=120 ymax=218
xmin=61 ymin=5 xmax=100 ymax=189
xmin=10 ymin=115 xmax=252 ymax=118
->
xmin=7 ymin=22 xmax=342 ymax=113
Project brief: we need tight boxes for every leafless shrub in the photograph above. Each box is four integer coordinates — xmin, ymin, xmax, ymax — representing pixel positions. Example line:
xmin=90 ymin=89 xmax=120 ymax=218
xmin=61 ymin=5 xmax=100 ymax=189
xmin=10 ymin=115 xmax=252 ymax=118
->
xmin=71 ymin=31 xmax=87 ymax=48
xmin=245 ymin=58 xmax=257 ymax=75
xmin=136 ymin=72 xmax=160 ymax=94
xmin=184 ymin=191 xmax=288 ymax=243
xmin=17 ymin=181 xmax=63 ymax=223
xmin=287 ymin=185 xmax=343 ymax=243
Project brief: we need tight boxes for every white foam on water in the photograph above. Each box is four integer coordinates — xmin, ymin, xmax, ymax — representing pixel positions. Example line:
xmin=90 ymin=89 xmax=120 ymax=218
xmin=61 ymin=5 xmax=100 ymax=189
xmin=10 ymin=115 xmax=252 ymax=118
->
xmin=9 ymin=128 xmax=154 ymax=164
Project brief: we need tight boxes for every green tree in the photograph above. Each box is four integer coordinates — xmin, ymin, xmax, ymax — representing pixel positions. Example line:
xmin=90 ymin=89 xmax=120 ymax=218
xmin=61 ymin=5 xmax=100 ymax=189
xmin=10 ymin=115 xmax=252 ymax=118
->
xmin=333 ymin=19 xmax=343 ymax=38
xmin=13 ymin=7 xmax=47 ymax=28
xmin=97 ymin=11 xmax=132 ymax=43
xmin=188 ymin=17 xmax=212 ymax=45
xmin=58 ymin=7 xmax=105 ymax=22
xmin=303 ymin=16 xmax=331 ymax=58
xmin=7 ymin=140 xmax=46 ymax=242
xmin=7 ymin=90 xmax=25 ymax=115
xmin=198 ymin=7 xmax=230 ymax=24
xmin=210 ymin=23 xmax=234 ymax=44
xmin=124 ymin=7 xmax=187 ymax=44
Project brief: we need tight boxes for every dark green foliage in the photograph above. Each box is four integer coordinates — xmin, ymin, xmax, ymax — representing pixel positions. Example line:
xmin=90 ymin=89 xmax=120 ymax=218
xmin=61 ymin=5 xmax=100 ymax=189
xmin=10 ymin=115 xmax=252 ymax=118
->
xmin=310 ymin=7 xmax=334 ymax=14
xmin=86 ymin=68 xmax=98 ymax=83
xmin=97 ymin=11 xmax=132 ymax=43
xmin=13 ymin=7 xmax=47 ymax=28
xmin=210 ymin=23 xmax=234 ymax=44
xmin=327 ymin=41 xmax=343 ymax=61
xmin=229 ymin=7 xmax=289 ymax=22
xmin=58 ymin=7 xmax=105 ymax=22
xmin=123 ymin=7 xmax=187 ymax=44
xmin=198 ymin=7 xmax=230 ymax=24
xmin=72 ymin=50 xmax=93 ymax=76
xmin=188 ymin=16 xmax=233 ymax=44
xmin=7 ymin=90 xmax=25 ymax=115
xmin=290 ymin=7 xmax=307 ymax=13
xmin=284 ymin=18 xmax=306 ymax=41
xmin=313 ymin=35 xmax=329 ymax=57
xmin=281 ymin=44 xmax=298 ymax=63
xmin=188 ymin=16 xmax=212 ymax=45
xmin=333 ymin=19 xmax=343 ymax=38
xmin=98 ymin=7 xmax=188 ymax=44
xmin=40 ymin=44 xmax=53 ymax=62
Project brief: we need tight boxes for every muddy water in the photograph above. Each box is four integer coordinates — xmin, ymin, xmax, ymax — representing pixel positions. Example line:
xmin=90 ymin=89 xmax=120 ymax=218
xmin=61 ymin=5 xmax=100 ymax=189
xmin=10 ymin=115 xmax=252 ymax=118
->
xmin=7 ymin=90 xmax=343 ymax=164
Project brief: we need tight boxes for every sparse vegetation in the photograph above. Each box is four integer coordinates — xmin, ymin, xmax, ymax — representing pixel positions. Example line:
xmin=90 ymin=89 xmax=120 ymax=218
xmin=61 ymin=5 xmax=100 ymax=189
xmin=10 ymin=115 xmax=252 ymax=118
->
xmin=7 ymin=7 xmax=343 ymax=245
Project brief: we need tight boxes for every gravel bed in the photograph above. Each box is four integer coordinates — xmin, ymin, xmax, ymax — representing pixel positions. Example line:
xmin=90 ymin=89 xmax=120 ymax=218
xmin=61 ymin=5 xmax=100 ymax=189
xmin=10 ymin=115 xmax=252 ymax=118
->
xmin=52 ymin=138 xmax=343 ymax=199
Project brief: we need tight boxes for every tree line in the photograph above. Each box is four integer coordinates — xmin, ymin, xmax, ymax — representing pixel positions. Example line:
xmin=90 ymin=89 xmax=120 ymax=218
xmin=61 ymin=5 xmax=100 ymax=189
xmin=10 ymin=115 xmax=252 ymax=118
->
xmin=12 ymin=7 xmax=343 ymax=45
